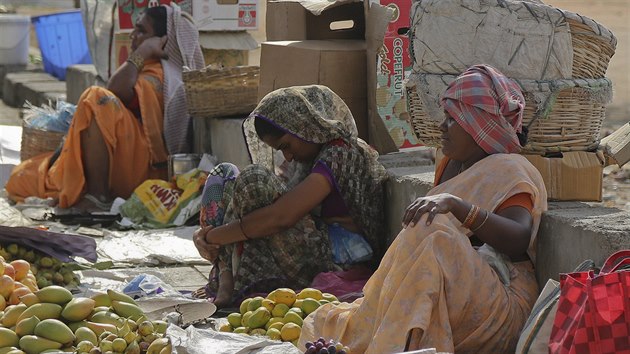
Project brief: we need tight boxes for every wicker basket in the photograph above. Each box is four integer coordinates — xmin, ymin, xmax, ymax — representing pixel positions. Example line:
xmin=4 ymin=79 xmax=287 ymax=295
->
xmin=183 ymin=65 xmax=260 ymax=118
xmin=406 ymin=73 xmax=613 ymax=154
xmin=20 ymin=123 xmax=65 ymax=161
xmin=409 ymin=0 xmax=616 ymax=80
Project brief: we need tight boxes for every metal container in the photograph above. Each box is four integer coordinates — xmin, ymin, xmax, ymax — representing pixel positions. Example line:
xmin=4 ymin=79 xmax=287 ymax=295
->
xmin=168 ymin=153 xmax=202 ymax=180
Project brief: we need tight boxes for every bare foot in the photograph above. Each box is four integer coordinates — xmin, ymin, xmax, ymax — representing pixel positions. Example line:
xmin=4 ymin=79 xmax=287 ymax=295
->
xmin=212 ymin=264 xmax=234 ymax=308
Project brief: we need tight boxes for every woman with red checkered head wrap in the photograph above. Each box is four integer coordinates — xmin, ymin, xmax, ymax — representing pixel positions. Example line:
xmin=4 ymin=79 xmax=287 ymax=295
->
xmin=300 ymin=65 xmax=548 ymax=353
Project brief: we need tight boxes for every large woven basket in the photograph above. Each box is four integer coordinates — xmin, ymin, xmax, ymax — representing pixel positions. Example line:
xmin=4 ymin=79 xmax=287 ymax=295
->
xmin=409 ymin=0 xmax=616 ymax=80
xmin=20 ymin=123 xmax=65 ymax=161
xmin=406 ymin=73 xmax=613 ymax=154
xmin=183 ymin=65 xmax=260 ymax=118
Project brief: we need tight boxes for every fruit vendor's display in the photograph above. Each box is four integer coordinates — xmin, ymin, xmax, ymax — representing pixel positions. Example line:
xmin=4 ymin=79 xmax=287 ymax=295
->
xmin=220 ymin=287 xmax=350 ymax=351
xmin=0 ymin=244 xmax=80 ymax=289
xmin=0 ymin=281 xmax=172 ymax=354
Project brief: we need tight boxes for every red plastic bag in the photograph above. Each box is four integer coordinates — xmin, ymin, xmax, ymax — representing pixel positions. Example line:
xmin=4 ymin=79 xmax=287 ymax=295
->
xmin=549 ymin=250 xmax=630 ymax=354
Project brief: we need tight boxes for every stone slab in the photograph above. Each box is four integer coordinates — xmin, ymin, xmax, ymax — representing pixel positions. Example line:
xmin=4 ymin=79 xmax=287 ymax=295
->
xmin=0 ymin=64 xmax=27 ymax=97
xmin=17 ymin=80 xmax=66 ymax=108
xmin=66 ymin=64 xmax=98 ymax=104
xmin=2 ymin=72 xmax=58 ymax=107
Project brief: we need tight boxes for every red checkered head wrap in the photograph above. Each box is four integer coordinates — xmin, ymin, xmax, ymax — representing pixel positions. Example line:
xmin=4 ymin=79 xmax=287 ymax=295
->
xmin=441 ymin=65 xmax=525 ymax=154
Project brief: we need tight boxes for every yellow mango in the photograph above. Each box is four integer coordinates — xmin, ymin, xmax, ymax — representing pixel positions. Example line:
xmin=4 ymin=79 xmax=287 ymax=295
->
xmin=0 ymin=328 xmax=19 ymax=348
xmin=16 ymin=303 xmax=62 ymax=324
xmin=296 ymin=288 xmax=323 ymax=301
xmin=33 ymin=286 xmax=72 ymax=305
xmin=34 ymin=319 xmax=75 ymax=346
xmin=61 ymin=297 xmax=96 ymax=322
xmin=18 ymin=335 xmax=63 ymax=354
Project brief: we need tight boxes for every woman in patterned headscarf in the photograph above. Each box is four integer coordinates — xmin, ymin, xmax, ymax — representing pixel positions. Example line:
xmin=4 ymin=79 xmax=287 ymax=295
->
xmin=6 ymin=4 xmax=204 ymax=210
xmin=192 ymin=85 xmax=387 ymax=307
xmin=299 ymin=65 xmax=548 ymax=353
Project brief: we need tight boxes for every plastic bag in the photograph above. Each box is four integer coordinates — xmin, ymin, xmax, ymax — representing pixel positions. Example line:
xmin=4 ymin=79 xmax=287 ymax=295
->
xmin=22 ymin=101 xmax=76 ymax=133
xmin=328 ymin=223 xmax=373 ymax=265
xmin=120 ymin=169 xmax=207 ymax=228
xmin=123 ymin=274 xmax=180 ymax=299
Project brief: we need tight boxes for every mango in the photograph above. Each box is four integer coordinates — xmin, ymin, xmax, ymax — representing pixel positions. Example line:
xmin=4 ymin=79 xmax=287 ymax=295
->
xmin=137 ymin=321 xmax=154 ymax=337
xmin=266 ymin=328 xmax=281 ymax=340
xmin=90 ymin=292 xmax=111 ymax=308
xmin=66 ymin=320 xmax=88 ymax=332
xmin=34 ymin=319 xmax=75 ymax=346
xmin=280 ymin=322 xmax=301 ymax=341
xmin=239 ymin=298 xmax=251 ymax=315
xmin=283 ymin=311 xmax=303 ymax=326
xmin=246 ymin=297 xmax=264 ymax=312
xmin=272 ymin=288 xmax=296 ymax=307
xmin=151 ymin=320 xmax=167 ymax=335
xmin=268 ymin=321 xmax=284 ymax=332
xmin=226 ymin=313 xmax=242 ymax=328
xmin=124 ymin=340 xmax=140 ymax=354
xmin=0 ymin=296 xmax=6 ymax=312
xmin=106 ymin=290 xmax=137 ymax=306
xmin=0 ymin=348 xmax=18 ymax=354
xmin=261 ymin=299 xmax=275 ymax=312
xmin=296 ymin=288 xmax=323 ymax=301
xmin=0 ymin=328 xmax=19 ymax=348
xmin=112 ymin=338 xmax=127 ymax=352
xmin=14 ymin=316 xmax=40 ymax=337
xmin=146 ymin=338 xmax=169 ymax=354
xmin=75 ymin=340 xmax=95 ymax=353
xmin=16 ymin=303 xmax=62 ymax=323
xmin=18 ymin=294 xmax=39 ymax=308
xmin=90 ymin=306 xmax=110 ymax=317
xmin=271 ymin=303 xmax=289 ymax=318
xmin=218 ymin=324 xmax=232 ymax=332
xmin=249 ymin=328 xmax=266 ymax=336
xmin=9 ymin=288 xmax=31 ymax=306
xmin=18 ymin=335 xmax=62 ymax=354
xmin=86 ymin=321 xmax=117 ymax=336
xmin=300 ymin=298 xmax=321 ymax=316
xmin=1 ymin=304 xmax=27 ymax=327
xmin=89 ymin=311 xmax=121 ymax=327
xmin=74 ymin=327 xmax=98 ymax=346
xmin=111 ymin=301 xmax=143 ymax=320
xmin=321 ymin=293 xmax=338 ymax=303
xmin=265 ymin=316 xmax=284 ymax=330
xmin=61 ymin=298 xmax=95 ymax=322
xmin=233 ymin=326 xmax=249 ymax=334
xmin=241 ymin=311 xmax=253 ymax=328
xmin=248 ymin=307 xmax=271 ymax=329
xmin=287 ymin=307 xmax=304 ymax=318
xmin=33 ymin=286 xmax=72 ymax=305
xmin=4 ymin=350 xmax=24 ymax=354
xmin=0 ymin=276 xmax=14 ymax=300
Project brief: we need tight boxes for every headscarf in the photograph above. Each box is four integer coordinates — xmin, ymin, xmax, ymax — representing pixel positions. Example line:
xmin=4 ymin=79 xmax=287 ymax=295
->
xmin=441 ymin=64 xmax=525 ymax=154
xmin=243 ymin=85 xmax=388 ymax=259
xmin=161 ymin=4 xmax=205 ymax=155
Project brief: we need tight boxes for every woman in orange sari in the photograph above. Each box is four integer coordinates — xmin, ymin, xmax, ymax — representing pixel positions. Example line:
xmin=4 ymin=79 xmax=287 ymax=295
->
xmin=6 ymin=5 xmax=204 ymax=210
xmin=299 ymin=65 xmax=548 ymax=353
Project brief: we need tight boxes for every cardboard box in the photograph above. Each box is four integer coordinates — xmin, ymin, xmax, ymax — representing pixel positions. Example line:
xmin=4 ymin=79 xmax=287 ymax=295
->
xmin=258 ymin=40 xmax=368 ymax=140
xmin=193 ymin=0 xmax=258 ymax=31
xmin=524 ymin=152 xmax=604 ymax=202
xmin=434 ymin=150 xmax=604 ymax=201
xmin=266 ymin=1 xmax=365 ymax=41
xmin=117 ymin=0 xmax=193 ymax=30
xmin=368 ymin=0 xmax=421 ymax=150
xmin=601 ymin=123 xmax=630 ymax=167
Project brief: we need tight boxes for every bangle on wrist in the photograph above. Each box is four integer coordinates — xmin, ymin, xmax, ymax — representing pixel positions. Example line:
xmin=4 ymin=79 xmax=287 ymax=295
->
xmin=127 ymin=52 xmax=145 ymax=71
xmin=463 ymin=204 xmax=480 ymax=228
xmin=471 ymin=210 xmax=490 ymax=232
xmin=239 ymin=218 xmax=251 ymax=240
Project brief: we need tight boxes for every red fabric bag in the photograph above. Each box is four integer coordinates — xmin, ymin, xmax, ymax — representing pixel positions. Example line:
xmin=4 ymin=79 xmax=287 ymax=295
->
xmin=549 ymin=250 xmax=630 ymax=354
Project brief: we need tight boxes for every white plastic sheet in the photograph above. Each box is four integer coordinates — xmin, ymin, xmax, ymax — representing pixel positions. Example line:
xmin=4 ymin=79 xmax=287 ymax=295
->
xmin=167 ymin=325 xmax=302 ymax=354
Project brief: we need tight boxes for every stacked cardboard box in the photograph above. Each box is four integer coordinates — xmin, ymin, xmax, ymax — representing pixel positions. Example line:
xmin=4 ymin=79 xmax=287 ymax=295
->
xmin=259 ymin=1 xmax=369 ymax=140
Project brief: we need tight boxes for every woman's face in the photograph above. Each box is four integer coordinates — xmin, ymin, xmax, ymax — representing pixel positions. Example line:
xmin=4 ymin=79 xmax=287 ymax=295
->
xmin=130 ymin=14 xmax=156 ymax=51
xmin=439 ymin=111 xmax=482 ymax=161
xmin=261 ymin=133 xmax=322 ymax=163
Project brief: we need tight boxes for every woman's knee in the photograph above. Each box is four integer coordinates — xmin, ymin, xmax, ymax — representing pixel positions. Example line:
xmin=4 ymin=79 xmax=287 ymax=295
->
xmin=231 ymin=165 xmax=287 ymax=213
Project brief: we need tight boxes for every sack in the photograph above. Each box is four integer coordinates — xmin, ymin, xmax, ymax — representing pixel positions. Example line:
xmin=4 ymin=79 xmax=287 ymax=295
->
xmin=516 ymin=260 xmax=595 ymax=354
xmin=120 ymin=169 xmax=207 ymax=228
xmin=549 ymin=250 xmax=630 ymax=354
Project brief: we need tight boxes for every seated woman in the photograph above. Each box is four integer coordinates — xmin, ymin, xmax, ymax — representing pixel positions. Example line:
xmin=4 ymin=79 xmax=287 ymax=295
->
xmin=299 ymin=65 xmax=548 ymax=353
xmin=192 ymin=85 xmax=387 ymax=307
xmin=5 ymin=5 xmax=204 ymax=210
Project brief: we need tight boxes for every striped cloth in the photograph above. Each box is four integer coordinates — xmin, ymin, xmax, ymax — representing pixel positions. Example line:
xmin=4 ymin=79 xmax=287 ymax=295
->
xmin=441 ymin=64 xmax=525 ymax=154
xmin=161 ymin=4 xmax=205 ymax=155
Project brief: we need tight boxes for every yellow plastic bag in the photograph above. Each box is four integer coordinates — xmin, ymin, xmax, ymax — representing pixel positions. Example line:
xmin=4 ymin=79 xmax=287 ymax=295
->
xmin=121 ymin=169 xmax=207 ymax=227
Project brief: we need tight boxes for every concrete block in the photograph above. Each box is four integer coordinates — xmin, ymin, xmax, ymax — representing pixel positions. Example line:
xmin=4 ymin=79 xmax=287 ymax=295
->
xmin=193 ymin=116 xmax=251 ymax=170
xmin=0 ymin=64 xmax=26 ymax=97
xmin=16 ymin=80 xmax=66 ymax=107
xmin=2 ymin=72 xmax=58 ymax=107
xmin=536 ymin=203 xmax=630 ymax=287
xmin=66 ymin=64 xmax=98 ymax=104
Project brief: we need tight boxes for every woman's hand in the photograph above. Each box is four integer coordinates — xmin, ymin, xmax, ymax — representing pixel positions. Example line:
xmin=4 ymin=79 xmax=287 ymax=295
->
xmin=402 ymin=193 xmax=461 ymax=227
xmin=193 ymin=226 xmax=220 ymax=262
xmin=135 ymin=36 xmax=168 ymax=61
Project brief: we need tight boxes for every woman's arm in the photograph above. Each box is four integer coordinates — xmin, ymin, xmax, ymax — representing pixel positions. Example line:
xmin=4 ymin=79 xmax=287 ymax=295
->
xmin=198 ymin=172 xmax=332 ymax=246
xmin=403 ymin=193 xmax=532 ymax=259
xmin=107 ymin=36 xmax=167 ymax=107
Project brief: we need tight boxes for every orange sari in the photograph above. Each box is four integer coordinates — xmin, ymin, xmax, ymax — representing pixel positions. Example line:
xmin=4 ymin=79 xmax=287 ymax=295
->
xmin=6 ymin=62 xmax=167 ymax=208
xmin=299 ymin=154 xmax=548 ymax=354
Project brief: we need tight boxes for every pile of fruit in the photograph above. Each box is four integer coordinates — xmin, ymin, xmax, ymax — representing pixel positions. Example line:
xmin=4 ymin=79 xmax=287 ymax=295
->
xmin=219 ymin=288 xmax=347 ymax=349
xmin=0 ymin=257 xmax=172 ymax=354
xmin=0 ymin=243 xmax=80 ymax=289
xmin=304 ymin=338 xmax=350 ymax=354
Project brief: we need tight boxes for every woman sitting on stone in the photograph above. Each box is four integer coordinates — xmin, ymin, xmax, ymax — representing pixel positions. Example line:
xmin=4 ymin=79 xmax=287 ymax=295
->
xmin=192 ymin=85 xmax=387 ymax=308
xmin=6 ymin=5 xmax=204 ymax=210
xmin=299 ymin=65 xmax=548 ymax=354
